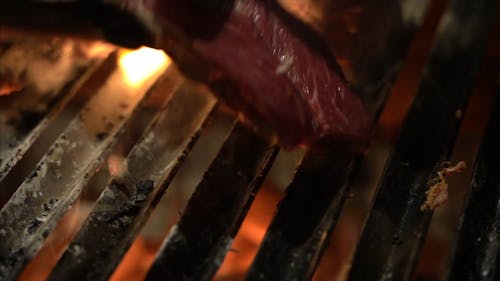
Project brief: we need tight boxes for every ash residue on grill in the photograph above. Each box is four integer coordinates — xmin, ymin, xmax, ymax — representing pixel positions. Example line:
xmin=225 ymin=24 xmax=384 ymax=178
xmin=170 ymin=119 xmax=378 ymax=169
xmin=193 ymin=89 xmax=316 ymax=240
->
xmin=96 ymin=132 xmax=109 ymax=141
xmin=131 ymin=179 xmax=154 ymax=203
xmin=26 ymin=218 xmax=44 ymax=234
xmin=95 ymin=117 xmax=117 ymax=142
xmin=99 ymin=180 xmax=155 ymax=229
xmin=25 ymin=161 xmax=45 ymax=184
xmin=0 ymin=37 xmax=161 ymax=279
xmin=104 ymin=204 xmax=139 ymax=230
xmin=42 ymin=198 xmax=59 ymax=213
xmin=0 ymin=249 xmax=24 ymax=278
xmin=0 ymin=37 xmax=112 ymax=138
xmin=109 ymin=180 xmax=132 ymax=199
xmin=0 ymin=36 xmax=113 ymax=96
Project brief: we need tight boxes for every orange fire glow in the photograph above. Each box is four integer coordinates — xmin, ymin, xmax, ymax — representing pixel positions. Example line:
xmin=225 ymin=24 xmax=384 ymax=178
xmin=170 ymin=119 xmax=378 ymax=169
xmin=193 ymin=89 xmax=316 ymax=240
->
xmin=0 ymin=77 xmax=22 ymax=96
xmin=214 ymin=184 xmax=282 ymax=280
xmin=19 ymin=201 xmax=85 ymax=281
xmin=107 ymin=183 xmax=282 ymax=281
xmin=118 ymin=47 xmax=171 ymax=88
xmin=109 ymin=237 xmax=159 ymax=281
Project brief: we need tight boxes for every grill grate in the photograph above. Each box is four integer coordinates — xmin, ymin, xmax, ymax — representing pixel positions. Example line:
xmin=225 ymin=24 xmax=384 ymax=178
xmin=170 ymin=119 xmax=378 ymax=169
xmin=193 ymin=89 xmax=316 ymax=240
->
xmin=0 ymin=61 xmax=95 ymax=183
xmin=0 ymin=51 xmax=167 ymax=279
xmin=0 ymin=0 xmax=498 ymax=280
xmin=348 ymin=0 xmax=498 ymax=280
xmin=247 ymin=151 xmax=356 ymax=281
xmin=145 ymin=121 xmax=278 ymax=281
xmin=47 ymin=74 xmax=216 ymax=281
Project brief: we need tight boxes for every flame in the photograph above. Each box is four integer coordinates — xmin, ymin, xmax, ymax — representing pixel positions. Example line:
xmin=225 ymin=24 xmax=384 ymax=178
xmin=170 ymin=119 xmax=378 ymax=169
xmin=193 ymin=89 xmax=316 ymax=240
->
xmin=78 ymin=40 xmax=115 ymax=59
xmin=107 ymin=154 xmax=128 ymax=178
xmin=118 ymin=47 xmax=171 ymax=87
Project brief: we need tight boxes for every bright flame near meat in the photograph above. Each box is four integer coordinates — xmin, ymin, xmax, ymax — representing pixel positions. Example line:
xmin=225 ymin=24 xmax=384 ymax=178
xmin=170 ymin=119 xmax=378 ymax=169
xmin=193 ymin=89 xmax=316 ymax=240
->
xmin=118 ymin=47 xmax=171 ymax=87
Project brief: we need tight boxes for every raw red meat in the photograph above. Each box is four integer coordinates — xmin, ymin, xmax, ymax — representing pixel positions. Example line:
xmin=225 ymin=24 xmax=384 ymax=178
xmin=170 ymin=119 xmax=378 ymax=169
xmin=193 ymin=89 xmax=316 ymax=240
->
xmin=136 ymin=0 xmax=371 ymax=149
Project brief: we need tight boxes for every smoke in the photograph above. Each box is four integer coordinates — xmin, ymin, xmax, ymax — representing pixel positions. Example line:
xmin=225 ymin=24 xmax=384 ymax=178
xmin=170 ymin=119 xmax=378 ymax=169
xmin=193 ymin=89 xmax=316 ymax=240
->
xmin=0 ymin=37 xmax=114 ymax=96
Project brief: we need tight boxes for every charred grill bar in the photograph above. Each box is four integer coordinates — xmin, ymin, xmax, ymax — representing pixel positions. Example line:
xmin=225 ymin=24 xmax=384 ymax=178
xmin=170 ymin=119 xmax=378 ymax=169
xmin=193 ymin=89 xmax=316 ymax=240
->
xmin=0 ymin=52 xmax=164 ymax=279
xmin=0 ymin=63 xmax=93 ymax=183
xmin=446 ymin=90 xmax=500 ymax=281
xmin=47 ymin=73 xmax=217 ymax=281
xmin=245 ymin=0 xmax=431 ymax=278
xmin=145 ymin=122 xmax=278 ymax=281
xmin=0 ymin=0 xmax=499 ymax=281
xmin=347 ymin=0 xmax=498 ymax=280
xmin=247 ymin=151 xmax=356 ymax=281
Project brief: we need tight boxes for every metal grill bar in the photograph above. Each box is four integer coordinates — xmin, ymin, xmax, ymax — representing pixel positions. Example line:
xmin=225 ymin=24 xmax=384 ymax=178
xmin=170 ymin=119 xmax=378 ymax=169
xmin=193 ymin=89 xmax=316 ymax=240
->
xmin=247 ymin=151 xmax=355 ymax=281
xmin=0 ymin=55 xmax=163 ymax=280
xmin=145 ymin=121 xmax=278 ymax=281
xmin=347 ymin=0 xmax=499 ymax=280
xmin=0 ymin=61 xmax=99 ymax=182
xmin=47 ymin=82 xmax=216 ymax=281
xmin=244 ymin=1 xmax=433 ymax=279
xmin=0 ymin=56 xmax=119 ymax=206
xmin=355 ymin=0 xmax=432 ymax=116
xmin=446 ymin=91 xmax=500 ymax=281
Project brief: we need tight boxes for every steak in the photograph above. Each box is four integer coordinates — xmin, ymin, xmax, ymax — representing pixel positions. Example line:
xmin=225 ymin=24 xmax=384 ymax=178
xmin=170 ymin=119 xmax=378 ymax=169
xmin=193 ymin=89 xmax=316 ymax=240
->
xmin=127 ymin=0 xmax=370 ymax=147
